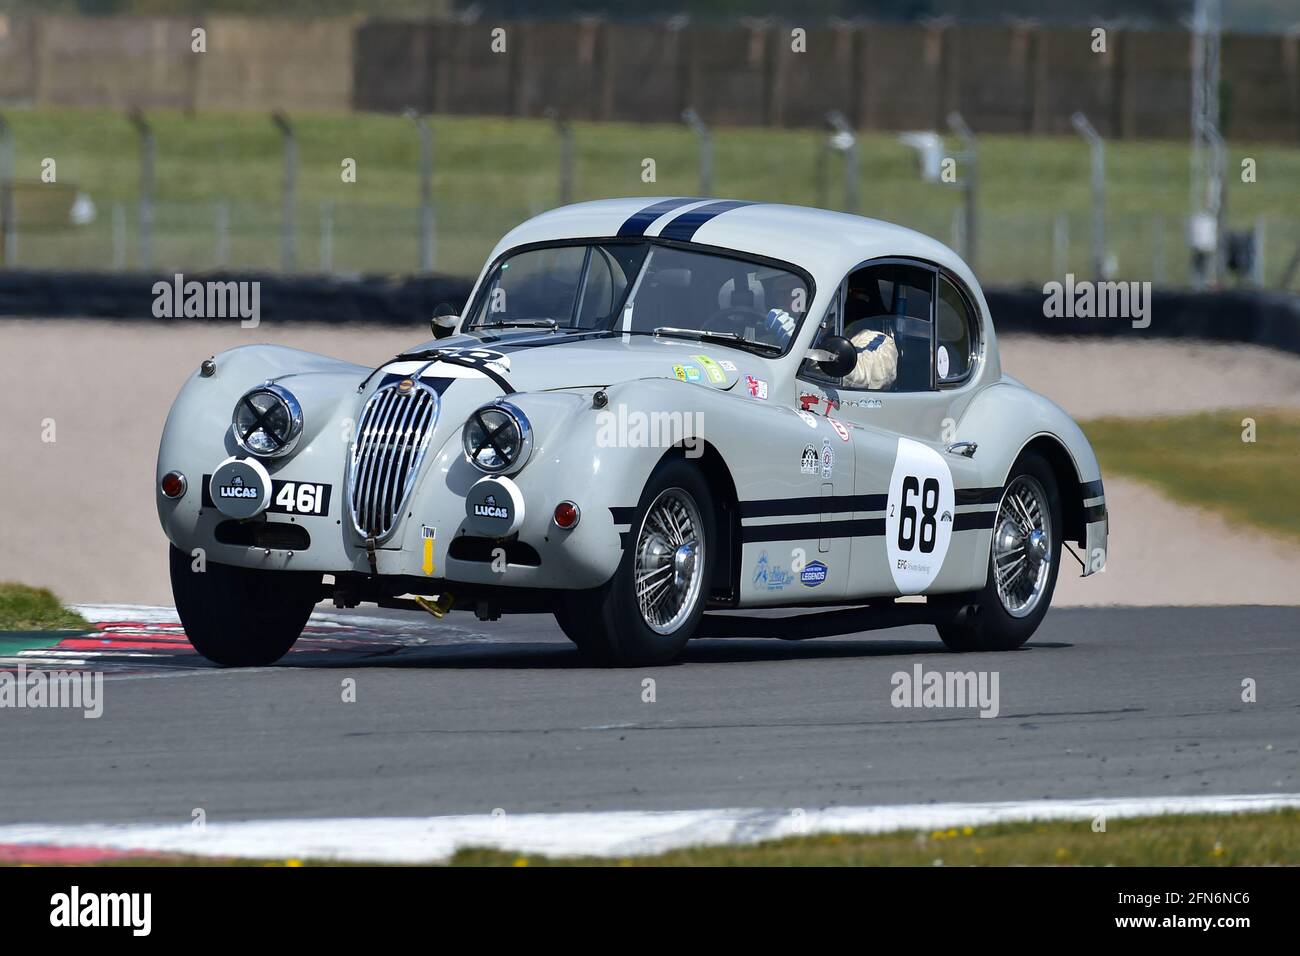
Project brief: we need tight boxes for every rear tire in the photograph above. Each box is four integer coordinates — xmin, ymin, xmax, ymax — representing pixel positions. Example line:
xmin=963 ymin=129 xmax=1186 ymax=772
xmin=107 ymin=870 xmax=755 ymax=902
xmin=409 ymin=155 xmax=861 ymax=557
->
xmin=169 ymin=545 xmax=320 ymax=666
xmin=936 ymin=452 xmax=1062 ymax=652
xmin=555 ymin=458 xmax=714 ymax=666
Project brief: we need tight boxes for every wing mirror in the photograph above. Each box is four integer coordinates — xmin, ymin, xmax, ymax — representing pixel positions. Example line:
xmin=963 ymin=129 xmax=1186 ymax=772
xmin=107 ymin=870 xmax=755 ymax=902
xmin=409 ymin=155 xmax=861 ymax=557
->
xmin=806 ymin=335 xmax=857 ymax=378
xmin=431 ymin=302 xmax=460 ymax=339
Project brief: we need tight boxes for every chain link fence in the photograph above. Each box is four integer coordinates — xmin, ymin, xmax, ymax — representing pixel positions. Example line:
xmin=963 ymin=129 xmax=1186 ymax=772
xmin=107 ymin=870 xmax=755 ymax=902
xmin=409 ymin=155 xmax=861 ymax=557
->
xmin=7 ymin=195 xmax=1294 ymax=294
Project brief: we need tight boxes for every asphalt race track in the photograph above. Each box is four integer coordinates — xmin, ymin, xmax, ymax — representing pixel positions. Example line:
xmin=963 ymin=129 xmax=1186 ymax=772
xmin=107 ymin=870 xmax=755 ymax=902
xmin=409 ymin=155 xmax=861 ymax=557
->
xmin=0 ymin=606 xmax=1295 ymax=826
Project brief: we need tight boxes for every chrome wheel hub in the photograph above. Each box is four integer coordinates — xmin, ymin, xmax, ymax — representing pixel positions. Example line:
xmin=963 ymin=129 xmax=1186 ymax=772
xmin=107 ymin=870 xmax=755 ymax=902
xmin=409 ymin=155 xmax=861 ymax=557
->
xmin=635 ymin=488 xmax=705 ymax=635
xmin=672 ymin=542 xmax=697 ymax=590
xmin=991 ymin=476 xmax=1053 ymax=618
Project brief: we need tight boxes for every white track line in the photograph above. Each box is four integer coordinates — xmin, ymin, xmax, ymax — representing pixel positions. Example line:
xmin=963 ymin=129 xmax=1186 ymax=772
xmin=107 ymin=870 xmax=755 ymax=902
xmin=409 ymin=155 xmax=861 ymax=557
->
xmin=71 ymin=604 xmax=179 ymax=624
xmin=2 ymin=794 xmax=1297 ymax=863
xmin=71 ymin=603 xmax=491 ymax=639
xmin=72 ymin=603 xmax=416 ymax=630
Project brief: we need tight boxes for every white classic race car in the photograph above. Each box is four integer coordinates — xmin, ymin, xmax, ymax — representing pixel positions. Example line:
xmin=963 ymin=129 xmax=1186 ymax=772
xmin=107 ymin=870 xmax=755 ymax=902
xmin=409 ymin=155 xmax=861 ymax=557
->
xmin=157 ymin=198 xmax=1108 ymax=666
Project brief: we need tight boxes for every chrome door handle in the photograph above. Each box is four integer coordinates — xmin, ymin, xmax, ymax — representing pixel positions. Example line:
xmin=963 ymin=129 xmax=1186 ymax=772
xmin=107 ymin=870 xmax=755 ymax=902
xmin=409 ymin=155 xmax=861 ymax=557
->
xmin=946 ymin=441 xmax=978 ymax=458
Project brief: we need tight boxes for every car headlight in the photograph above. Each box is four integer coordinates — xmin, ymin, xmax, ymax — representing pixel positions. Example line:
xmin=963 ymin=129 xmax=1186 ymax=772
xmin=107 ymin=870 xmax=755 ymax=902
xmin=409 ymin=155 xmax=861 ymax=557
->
xmin=232 ymin=383 xmax=303 ymax=459
xmin=463 ymin=401 xmax=532 ymax=475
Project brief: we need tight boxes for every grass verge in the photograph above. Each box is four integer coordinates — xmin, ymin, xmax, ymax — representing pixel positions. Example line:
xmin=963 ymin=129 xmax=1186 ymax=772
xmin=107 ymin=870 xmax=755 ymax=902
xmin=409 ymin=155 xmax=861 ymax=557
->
xmin=0 ymin=583 xmax=90 ymax=632
xmin=449 ymin=810 xmax=1300 ymax=866
xmin=1080 ymin=410 xmax=1300 ymax=543
xmin=13 ymin=810 xmax=1296 ymax=867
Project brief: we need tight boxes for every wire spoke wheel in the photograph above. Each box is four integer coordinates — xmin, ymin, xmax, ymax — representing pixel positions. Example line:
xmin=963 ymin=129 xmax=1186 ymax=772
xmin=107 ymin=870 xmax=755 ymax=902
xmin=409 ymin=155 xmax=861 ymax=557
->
xmin=634 ymin=487 xmax=705 ymax=635
xmin=992 ymin=475 xmax=1053 ymax=619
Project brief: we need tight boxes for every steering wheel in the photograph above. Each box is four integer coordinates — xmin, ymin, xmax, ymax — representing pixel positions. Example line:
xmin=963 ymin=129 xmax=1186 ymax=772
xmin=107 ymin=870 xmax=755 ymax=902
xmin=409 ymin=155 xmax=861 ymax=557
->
xmin=701 ymin=305 xmax=766 ymax=335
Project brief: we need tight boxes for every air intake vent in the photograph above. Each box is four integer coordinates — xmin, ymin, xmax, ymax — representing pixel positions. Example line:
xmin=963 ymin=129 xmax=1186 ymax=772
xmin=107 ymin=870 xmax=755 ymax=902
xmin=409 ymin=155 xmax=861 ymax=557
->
xmin=347 ymin=379 xmax=440 ymax=540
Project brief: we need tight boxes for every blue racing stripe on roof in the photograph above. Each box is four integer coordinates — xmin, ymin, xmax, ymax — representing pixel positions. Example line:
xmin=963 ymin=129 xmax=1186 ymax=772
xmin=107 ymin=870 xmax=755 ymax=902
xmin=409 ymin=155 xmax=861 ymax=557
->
xmin=656 ymin=199 xmax=757 ymax=242
xmin=616 ymin=197 xmax=698 ymax=237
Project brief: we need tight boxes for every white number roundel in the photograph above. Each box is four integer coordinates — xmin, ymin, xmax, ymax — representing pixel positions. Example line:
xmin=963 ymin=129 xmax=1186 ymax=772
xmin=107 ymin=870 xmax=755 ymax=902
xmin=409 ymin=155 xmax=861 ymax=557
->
xmin=885 ymin=438 xmax=955 ymax=594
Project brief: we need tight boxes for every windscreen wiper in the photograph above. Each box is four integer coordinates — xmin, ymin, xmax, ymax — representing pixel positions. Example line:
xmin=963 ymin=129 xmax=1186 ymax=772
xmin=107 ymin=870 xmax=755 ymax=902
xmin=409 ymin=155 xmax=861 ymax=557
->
xmin=476 ymin=318 xmax=558 ymax=329
xmin=651 ymin=326 xmax=783 ymax=355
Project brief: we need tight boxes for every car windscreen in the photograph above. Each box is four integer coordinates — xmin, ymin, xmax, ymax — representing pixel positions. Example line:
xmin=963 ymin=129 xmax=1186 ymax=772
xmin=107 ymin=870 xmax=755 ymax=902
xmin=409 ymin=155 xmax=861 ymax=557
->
xmin=466 ymin=240 xmax=810 ymax=352
xmin=466 ymin=242 xmax=649 ymax=330
xmin=620 ymin=245 xmax=810 ymax=352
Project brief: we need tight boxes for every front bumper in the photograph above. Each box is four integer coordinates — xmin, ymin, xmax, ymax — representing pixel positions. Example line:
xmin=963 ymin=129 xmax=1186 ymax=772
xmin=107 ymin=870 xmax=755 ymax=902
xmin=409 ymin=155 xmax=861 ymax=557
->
xmin=158 ymin=429 xmax=626 ymax=592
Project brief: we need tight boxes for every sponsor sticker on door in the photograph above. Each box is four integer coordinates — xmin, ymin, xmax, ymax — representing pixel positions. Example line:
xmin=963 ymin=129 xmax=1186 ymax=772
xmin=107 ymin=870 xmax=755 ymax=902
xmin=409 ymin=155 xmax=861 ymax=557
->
xmin=800 ymin=560 xmax=828 ymax=587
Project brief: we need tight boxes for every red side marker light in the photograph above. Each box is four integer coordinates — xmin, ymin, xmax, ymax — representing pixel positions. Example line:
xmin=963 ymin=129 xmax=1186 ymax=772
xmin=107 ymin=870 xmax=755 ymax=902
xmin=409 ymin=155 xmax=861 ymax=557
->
xmin=160 ymin=471 xmax=187 ymax=499
xmin=553 ymin=501 xmax=580 ymax=529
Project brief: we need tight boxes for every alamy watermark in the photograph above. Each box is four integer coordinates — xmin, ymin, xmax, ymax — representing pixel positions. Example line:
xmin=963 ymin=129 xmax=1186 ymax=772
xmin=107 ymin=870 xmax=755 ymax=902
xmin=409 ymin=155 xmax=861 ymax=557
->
xmin=595 ymin=404 xmax=704 ymax=458
xmin=50 ymin=886 xmax=150 ymax=936
xmin=152 ymin=272 xmax=260 ymax=328
xmin=891 ymin=664 xmax=999 ymax=718
xmin=0 ymin=664 xmax=103 ymax=718
xmin=1042 ymin=273 xmax=1151 ymax=329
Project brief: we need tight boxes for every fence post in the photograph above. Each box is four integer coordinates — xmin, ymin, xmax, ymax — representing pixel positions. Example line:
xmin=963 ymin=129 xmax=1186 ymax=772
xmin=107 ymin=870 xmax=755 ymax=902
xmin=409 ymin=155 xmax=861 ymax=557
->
xmin=681 ymin=108 xmax=713 ymax=197
xmin=1206 ymin=122 xmax=1226 ymax=286
xmin=825 ymin=110 xmax=859 ymax=214
xmin=0 ymin=115 xmax=11 ymax=266
xmin=947 ymin=111 xmax=978 ymax=270
xmin=271 ymin=111 xmax=297 ymax=272
xmin=112 ymin=201 xmax=126 ymax=271
xmin=1190 ymin=0 xmax=1223 ymax=290
xmin=1071 ymin=111 xmax=1106 ymax=281
xmin=320 ymin=200 xmax=334 ymax=273
xmin=406 ymin=109 xmax=435 ymax=272
xmin=814 ymin=138 xmax=828 ymax=209
xmin=215 ymin=200 xmax=229 ymax=269
xmin=1052 ymin=212 xmax=1069 ymax=280
xmin=1152 ymin=213 xmax=1165 ymax=286
xmin=546 ymin=108 xmax=574 ymax=206
xmin=128 ymin=109 xmax=154 ymax=271
xmin=1252 ymin=216 xmax=1266 ymax=287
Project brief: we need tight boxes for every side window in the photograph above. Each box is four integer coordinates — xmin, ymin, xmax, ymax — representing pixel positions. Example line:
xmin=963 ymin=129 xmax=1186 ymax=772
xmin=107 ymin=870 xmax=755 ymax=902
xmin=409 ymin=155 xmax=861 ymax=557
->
xmin=936 ymin=276 xmax=976 ymax=384
xmin=841 ymin=263 xmax=933 ymax=392
xmin=575 ymin=248 xmax=619 ymax=328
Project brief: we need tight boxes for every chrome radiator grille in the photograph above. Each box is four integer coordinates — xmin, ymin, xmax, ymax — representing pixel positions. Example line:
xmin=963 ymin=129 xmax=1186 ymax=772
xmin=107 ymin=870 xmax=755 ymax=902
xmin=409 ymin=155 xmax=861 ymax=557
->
xmin=347 ymin=380 xmax=440 ymax=540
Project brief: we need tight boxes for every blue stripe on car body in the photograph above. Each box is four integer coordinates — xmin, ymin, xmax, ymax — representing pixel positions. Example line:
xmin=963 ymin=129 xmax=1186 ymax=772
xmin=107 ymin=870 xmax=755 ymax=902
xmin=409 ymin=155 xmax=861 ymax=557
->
xmin=616 ymin=197 xmax=699 ymax=237
xmin=656 ymin=199 xmax=757 ymax=241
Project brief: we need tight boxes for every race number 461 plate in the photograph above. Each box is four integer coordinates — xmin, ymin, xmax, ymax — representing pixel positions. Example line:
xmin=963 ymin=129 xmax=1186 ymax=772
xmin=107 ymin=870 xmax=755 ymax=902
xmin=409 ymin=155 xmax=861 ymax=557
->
xmin=270 ymin=480 xmax=332 ymax=516
xmin=201 ymin=476 xmax=333 ymax=516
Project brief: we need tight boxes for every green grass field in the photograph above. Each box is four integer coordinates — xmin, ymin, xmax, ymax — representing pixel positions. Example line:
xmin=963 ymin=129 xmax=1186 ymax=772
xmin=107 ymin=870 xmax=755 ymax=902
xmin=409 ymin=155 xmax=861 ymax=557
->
xmin=0 ymin=583 xmax=88 ymax=632
xmin=1081 ymin=410 xmax=1300 ymax=542
xmin=6 ymin=108 xmax=1299 ymax=282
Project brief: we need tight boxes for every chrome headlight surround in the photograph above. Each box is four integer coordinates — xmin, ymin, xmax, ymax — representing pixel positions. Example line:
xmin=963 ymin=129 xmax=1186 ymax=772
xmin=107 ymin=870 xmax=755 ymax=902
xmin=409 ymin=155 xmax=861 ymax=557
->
xmin=231 ymin=383 xmax=304 ymax=459
xmin=462 ymin=400 xmax=532 ymax=475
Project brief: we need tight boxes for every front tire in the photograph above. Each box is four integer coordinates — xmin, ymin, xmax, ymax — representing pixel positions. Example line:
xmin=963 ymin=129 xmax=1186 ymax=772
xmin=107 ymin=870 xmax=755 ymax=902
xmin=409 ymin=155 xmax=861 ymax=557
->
xmin=169 ymin=545 xmax=320 ymax=666
xmin=555 ymin=458 xmax=714 ymax=666
xmin=936 ymin=452 xmax=1062 ymax=652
